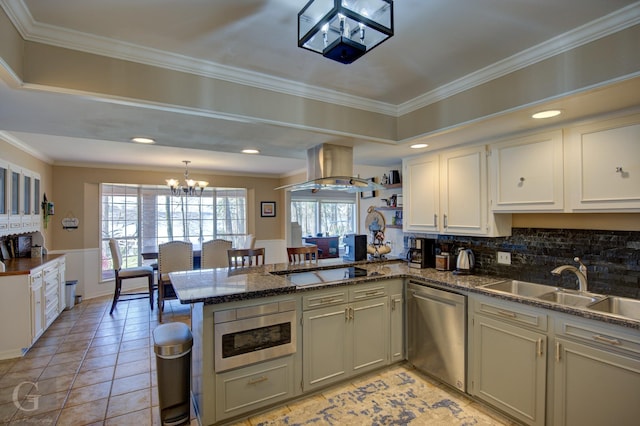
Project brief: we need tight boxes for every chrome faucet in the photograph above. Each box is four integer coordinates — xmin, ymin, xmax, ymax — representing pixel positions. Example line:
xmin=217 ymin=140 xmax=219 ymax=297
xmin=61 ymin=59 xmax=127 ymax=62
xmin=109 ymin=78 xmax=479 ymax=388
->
xmin=551 ymin=257 xmax=588 ymax=292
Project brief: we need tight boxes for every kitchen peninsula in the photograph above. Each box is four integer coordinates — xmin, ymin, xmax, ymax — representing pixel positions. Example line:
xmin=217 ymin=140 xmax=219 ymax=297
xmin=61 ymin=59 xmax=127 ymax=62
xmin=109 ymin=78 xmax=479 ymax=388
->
xmin=169 ymin=258 xmax=640 ymax=426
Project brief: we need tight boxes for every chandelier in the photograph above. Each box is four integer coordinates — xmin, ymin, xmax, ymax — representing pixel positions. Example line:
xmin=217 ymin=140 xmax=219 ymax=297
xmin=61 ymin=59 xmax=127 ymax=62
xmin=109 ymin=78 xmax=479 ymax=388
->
xmin=166 ymin=161 xmax=209 ymax=196
xmin=298 ymin=0 xmax=394 ymax=64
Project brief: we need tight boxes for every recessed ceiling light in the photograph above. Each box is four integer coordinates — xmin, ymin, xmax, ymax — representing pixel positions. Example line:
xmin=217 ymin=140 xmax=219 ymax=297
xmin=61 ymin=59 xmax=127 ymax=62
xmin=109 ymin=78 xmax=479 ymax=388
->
xmin=410 ymin=143 xmax=429 ymax=149
xmin=242 ymin=149 xmax=260 ymax=154
xmin=532 ymin=110 xmax=562 ymax=119
xmin=130 ymin=137 xmax=155 ymax=144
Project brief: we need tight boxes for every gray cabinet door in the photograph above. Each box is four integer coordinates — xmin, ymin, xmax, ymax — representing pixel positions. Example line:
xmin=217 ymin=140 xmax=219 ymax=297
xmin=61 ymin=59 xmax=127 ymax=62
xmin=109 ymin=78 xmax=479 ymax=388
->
xmin=390 ymin=292 xmax=404 ymax=363
xmin=553 ymin=338 xmax=640 ymax=426
xmin=472 ymin=314 xmax=546 ymax=426
xmin=351 ymin=297 xmax=389 ymax=375
xmin=302 ymin=303 xmax=350 ymax=391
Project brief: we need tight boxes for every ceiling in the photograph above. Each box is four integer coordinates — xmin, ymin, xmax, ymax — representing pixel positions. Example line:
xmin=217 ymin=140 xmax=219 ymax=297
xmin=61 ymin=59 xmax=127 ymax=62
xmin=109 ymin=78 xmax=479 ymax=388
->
xmin=1 ymin=0 xmax=639 ymax=176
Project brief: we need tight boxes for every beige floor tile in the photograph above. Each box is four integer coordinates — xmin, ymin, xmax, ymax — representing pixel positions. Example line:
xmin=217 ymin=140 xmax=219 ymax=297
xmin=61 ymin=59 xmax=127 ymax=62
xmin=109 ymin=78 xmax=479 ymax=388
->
xmin=106 ymin=388 xmax=151 ymax=419
xmin=85 ymin=342 xmax=120 ymax=359
xmin=66 ymin=381 xmax=111 ymax=407
xmin=0 ymin=381 xmax=35 ymax=405
xmin=11 ymin=389 xmax=67 ymax=420
xmin=111 ymin=372 xmax=150 ymax=396
xmin=72 ymin=366 xmax=115 ymax=388
xmin=31 ymin=374 xmax=74 ymax=397
xmin=57 ymin=397 xmax=108 ymax=425
xmin=117 ymin=347 xmax=151 ymax=365
xmin=39 ymin=360 xmax=81 ymax=380
xmin=105 ymin=407 xmax=152 ymax=426
xmin=80 ymin=352 xmax=118 ymax=370
xmin=0 ymin=367 xmax=45 ymax=388
xmin=90 ymin=334 xmax=122 ymax=348
xmin=49 ymin=349 xmax=85 ymax=366
xmin=0 ymin=400 xmax=19 ymax=423
xmin=114 ymin=359 xmax=150 ymax=379
xmin=120 ymin=337 xmax=149 ymax=352
xmin=7 ymin=354 xmax=52 ymax=372
xmin=23 ymin=345 xmax=58 ymax=359
xmin=56 ymin=338 xmax=92 ymax=354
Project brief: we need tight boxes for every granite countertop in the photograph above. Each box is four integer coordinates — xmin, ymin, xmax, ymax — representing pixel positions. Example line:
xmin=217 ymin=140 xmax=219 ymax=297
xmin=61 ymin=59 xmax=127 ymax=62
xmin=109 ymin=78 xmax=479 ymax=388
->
xmin=0 ymin=254 xmax=65 ymax=276
xmin=169 ymin=258 xmax=640 ymax=330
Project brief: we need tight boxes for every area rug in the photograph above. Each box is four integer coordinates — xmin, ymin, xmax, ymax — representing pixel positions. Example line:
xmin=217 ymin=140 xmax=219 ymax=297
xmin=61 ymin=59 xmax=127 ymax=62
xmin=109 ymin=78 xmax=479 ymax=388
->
xmin=248 ymin=366 xmax=507 ymax=426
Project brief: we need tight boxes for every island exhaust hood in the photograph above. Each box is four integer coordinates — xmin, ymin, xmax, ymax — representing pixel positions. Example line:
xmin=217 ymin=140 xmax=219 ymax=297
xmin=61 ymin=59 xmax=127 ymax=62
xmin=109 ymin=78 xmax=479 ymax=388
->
xmin=275 ymin=144 xmax=385 ymax=193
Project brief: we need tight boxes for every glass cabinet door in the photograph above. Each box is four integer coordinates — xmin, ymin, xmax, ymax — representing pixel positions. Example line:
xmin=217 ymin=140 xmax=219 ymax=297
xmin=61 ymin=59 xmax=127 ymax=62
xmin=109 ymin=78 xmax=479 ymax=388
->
xmin=24 ymin=175 xmax=31 ymax=215
xmin=34 ymin=178 xmax=40 ymax=215
xmin=0 ymin=166 xmax=6 ymax=215
xmin=11 ymin=171 xmax=19 ymax=215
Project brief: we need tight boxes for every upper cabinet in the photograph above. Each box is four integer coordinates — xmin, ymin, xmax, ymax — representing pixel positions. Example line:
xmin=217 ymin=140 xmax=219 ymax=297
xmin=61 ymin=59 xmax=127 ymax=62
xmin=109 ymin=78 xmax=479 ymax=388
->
xmin=566 ymin=113 xmax=640 ymax=212
xmin=403 ymin=146 xmax=511 ymax=237
xmin=0 ymin=161 xmax=41 ymax=237
xmin=490 ymin=130 xmax=564 ymax=212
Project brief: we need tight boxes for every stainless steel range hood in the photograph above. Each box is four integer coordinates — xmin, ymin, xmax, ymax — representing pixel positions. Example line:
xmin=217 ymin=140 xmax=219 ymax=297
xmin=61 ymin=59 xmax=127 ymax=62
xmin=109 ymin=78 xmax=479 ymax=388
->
xmin=276 ymin=144 xmax=385 ymax=193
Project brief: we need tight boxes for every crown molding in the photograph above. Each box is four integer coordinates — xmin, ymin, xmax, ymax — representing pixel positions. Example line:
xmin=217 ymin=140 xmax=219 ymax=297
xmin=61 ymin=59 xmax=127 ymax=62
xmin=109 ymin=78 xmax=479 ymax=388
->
xmin=2 ymin=0 xmax=639 ymax=118
xmin=0 ymin=130 xmax=53 ymax=163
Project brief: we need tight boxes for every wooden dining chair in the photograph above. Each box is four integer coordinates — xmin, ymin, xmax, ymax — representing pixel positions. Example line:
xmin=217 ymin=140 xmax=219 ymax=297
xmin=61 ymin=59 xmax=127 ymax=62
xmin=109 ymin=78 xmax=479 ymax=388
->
xmin=201 ymin=239 xmax=232 ymax=269
xmin=227 ymin=248 xmax=265 ymax=268
xmin=158 ymin=241 xmax=193 ymax=322
xmin=287 ymin=246 xmax=319 ymax=263
xmin=108 ymin=239 xmax=155 ymax=315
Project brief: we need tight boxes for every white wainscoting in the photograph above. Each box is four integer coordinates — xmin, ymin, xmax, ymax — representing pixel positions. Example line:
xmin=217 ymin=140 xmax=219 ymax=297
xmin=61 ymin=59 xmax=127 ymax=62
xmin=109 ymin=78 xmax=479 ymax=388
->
xmin=50 ymin=239 xmax=288 ymax=302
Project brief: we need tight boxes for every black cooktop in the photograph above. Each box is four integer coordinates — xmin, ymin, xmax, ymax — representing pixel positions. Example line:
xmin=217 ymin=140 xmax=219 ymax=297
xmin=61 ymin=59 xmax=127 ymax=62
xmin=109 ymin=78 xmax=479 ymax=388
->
xmin=284 ymin=266 xmax=368 ymax=286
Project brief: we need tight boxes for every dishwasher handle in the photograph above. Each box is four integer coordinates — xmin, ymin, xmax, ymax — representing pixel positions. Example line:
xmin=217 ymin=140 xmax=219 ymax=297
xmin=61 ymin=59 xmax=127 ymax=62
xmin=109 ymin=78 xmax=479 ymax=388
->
xmin=411 ymin=291 xmax=460 ymax=307
xmin=408 ymin=283 xmax=466 ymax=307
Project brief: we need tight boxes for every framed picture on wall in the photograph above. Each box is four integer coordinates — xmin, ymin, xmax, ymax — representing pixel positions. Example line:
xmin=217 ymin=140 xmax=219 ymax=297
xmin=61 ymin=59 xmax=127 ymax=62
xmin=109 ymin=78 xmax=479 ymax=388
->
xmin=360 ymin=178 xmax=376 ymax=199
xmin=261 ymin=201 xmax=276 ymax=217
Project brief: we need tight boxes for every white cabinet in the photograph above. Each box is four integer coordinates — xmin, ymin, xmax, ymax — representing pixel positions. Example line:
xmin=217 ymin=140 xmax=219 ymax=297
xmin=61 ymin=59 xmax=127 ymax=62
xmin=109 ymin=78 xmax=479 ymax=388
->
xmin=302 ymin=280 xmax=400 ymax=392
xmin=403 ymin=146 xmax=511 ymax=236
xmin=553 ymin=315 xmax=640 ymax=426
xmin=30 ymin=270 xmax=44 ymax=342
xmin=403 ymin=153 xmax=439 ymax=233
xmin=0 ymin=256 xmax=65 ymax=359
xmin=490 ymin=130 xmax=564 ymax=211
xmin=566 ymin=113 xmax=640 ymax=211
xmin=0 ymin=161 xmax=41 ymax=237
xmin=469 ymin=295 xmax=547 ymax=426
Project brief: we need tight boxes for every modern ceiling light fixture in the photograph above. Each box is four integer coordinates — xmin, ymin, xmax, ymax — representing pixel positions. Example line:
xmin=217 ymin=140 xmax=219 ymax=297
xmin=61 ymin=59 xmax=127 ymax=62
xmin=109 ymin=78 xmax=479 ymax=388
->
xmin=166 ymin=160 xmax=209 ymax=197
xmin=242 ymin=148 xmax=260 ymax=154
xmin=532 ymin=109 xmax=562 ymax=119
xmin=298 ymin=0 xmax=394 ymax=64
xmin=130 ymin=137 xmax=155 ymax=144
xmin=410 ymin=143 xmax=428 ymax=149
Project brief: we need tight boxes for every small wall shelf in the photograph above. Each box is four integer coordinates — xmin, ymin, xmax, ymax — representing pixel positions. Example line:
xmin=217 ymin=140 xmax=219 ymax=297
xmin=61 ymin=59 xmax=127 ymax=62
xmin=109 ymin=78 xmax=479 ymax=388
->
xmin=375 ymin=206 xmax=402 ymax=211
xmin=382 ymin=183 xmax=402 ymax=189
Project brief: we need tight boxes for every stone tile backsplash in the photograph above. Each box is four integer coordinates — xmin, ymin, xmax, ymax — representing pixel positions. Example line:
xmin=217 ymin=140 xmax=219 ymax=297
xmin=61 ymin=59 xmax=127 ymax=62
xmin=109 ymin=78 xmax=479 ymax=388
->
xmin=408 ymin=228 xmax=640 ymax=299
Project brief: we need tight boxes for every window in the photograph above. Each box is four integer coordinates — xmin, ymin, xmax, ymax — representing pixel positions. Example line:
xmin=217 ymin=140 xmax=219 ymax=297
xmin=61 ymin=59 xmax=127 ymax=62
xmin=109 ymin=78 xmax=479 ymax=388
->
xmin=291 ymin=195 xmax=356 ymax=239
xmin=101 ymin=184 xmax=247 ymax=279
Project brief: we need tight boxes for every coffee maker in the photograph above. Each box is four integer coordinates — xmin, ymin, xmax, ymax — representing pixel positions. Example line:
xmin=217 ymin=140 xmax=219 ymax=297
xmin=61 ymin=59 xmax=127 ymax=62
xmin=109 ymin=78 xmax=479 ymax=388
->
xmin=407 ymin=237 xmax=436 ymax=269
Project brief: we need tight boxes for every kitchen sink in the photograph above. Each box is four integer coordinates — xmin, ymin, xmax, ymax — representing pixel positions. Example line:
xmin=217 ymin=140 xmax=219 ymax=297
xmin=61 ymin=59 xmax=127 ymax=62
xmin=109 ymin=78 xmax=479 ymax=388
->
xmin=537 ymin=290 xmax=604 ymax=308
xmin=588 ymin=296 xmax=640 ymax=321
xmin=481 ymin=280 xmax=560 ymax=298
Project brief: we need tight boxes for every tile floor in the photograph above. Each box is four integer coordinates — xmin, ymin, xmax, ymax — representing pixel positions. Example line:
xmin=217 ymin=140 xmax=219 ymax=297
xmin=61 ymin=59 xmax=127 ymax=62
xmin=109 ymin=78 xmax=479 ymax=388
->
xmin=0 ymin=295 xmax=515 ymax=426
xmin=0 ymin=295 xmax=192 ymax=425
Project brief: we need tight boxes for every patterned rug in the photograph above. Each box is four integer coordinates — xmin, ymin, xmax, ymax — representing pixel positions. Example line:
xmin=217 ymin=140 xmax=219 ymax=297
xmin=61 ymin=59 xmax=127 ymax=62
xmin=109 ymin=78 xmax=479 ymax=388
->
xmin=244 ymin=366 xmax=510 ymax=426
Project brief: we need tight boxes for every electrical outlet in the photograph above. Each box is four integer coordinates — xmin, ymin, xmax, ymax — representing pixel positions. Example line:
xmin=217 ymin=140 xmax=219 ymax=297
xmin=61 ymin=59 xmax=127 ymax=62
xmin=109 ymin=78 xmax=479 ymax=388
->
xmin=497 ymin=251 xmax=511 ymax=265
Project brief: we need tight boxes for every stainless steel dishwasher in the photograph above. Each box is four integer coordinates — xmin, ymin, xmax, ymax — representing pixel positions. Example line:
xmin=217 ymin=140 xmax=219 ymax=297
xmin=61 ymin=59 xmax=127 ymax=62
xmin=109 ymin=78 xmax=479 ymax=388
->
xmin=407 ymin=281 xmax=466 ymax=392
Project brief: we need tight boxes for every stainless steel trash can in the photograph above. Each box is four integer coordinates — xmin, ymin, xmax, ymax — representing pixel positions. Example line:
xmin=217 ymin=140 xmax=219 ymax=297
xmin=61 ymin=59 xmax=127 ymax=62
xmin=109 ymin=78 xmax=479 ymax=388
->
xmin=65 ymin=280 xmax=78 ymax=310
xmin=153 ymin=322 xmax=193 ymax=426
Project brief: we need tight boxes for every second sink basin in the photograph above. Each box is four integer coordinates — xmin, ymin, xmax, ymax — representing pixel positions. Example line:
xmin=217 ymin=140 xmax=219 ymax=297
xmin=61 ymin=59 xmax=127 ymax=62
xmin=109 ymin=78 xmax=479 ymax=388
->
xmin=588 ymin=297 xmax=640 ymax=321
xmin=537 ymin=290 xmax=604 ymax=308
xmin=482 ymin=280 xmax=560 ymax=298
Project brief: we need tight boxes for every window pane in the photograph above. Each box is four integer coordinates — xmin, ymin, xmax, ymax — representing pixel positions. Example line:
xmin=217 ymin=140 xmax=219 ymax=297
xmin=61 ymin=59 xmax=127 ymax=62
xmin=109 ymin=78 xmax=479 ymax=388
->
xmin=101 ymin=184 xmax=248 ymax=279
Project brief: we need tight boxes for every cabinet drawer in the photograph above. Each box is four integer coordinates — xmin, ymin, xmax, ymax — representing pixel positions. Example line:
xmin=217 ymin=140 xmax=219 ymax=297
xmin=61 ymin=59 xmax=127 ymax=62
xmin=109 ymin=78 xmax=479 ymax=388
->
xmin=474 ymin=297 xmax=548 ymax=331
xmin=303 ymin=288 xmax=348 ymax=310
xmin=45 ymin=304 xmax=58 ymax=325
xmin=556 ymin=316 xmax=640 ymax=356
xmin=350 ymin=283 xmax=388 ymax=301
xmin=215 ymin=356 xmax=295 ymax=420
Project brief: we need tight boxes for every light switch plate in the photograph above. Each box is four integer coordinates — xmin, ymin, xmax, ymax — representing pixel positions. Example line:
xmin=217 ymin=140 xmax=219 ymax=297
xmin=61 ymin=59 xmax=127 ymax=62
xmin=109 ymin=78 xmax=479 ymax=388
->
xmin=497 ymin=251 xmax=511 ymax=265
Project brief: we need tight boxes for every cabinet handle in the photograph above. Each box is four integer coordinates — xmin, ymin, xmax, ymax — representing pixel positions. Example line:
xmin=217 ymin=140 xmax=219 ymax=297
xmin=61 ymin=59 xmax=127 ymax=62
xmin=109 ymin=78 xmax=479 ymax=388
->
xmin=365 ymin=291 xmax=382 ymax=296
xmin=615 ymin=166 xmax=623 ymax=173
xmin=345 ymin=307 xmax=349 ymax=320
xmin=592 ymin=334 xmax=621 ymax=346
xmin=555 ymin=342 xmax=561 ymax=362
xmin=496 ymin=309 xmax=517 ymax=318
xmin=443 ymin=214 xmax=448 ymax=228
xmin=434 ymin=214 xmax=437 ymax=227
xmin=320 ymin=297 xmax=337 ymax=303
xmin=350 ymin=306 xmax=354 ymax=320
xmin=536 ymin=339 xmax=544 ymax=356
xmin=247 ymin=376 xmax=268 ymax=385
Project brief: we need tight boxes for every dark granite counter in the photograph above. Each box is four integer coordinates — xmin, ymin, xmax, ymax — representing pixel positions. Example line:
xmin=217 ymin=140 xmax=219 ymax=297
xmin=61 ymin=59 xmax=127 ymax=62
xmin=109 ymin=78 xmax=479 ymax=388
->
xmin=169 ymin=258 xmax=640 ymax=330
